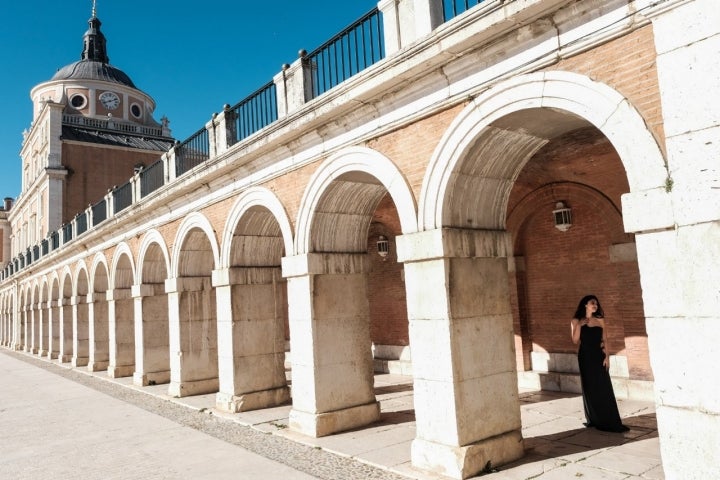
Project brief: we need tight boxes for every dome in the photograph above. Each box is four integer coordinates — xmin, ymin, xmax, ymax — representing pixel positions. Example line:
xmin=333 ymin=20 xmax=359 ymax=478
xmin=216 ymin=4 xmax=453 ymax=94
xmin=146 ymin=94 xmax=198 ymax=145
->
xmin=49 ymin=12 xmax=137 ymax=89
xmin=51 ymin=60 xmax=136 ymax=88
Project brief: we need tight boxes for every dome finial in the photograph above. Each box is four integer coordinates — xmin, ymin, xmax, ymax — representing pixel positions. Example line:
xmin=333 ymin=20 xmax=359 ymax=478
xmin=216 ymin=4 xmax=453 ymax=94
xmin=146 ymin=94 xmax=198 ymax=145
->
xmin=92 ymin=0 xmax=97 ymax=18
xmin=81 ymin=2 xmax=109 ymax=64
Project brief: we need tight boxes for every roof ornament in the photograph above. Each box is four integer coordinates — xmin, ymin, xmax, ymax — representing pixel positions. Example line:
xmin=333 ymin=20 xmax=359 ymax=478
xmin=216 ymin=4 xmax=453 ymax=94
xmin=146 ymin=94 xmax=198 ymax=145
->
xmin=92 ymin=0 xmax=97 ymax=18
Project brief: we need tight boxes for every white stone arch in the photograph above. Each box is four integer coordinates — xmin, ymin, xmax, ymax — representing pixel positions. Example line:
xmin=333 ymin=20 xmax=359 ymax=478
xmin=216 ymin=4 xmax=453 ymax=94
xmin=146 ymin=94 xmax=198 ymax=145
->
xmin=170 ymin=212 xmax=220 ymax=278
xmin=219 ymin=187 xmax=294 ymax=268
xmin=59 ymin=265 xmax=74 ymax=297
xmin=89 ymin=253 xmax=110 ymax=293
xmin=72 ymin=260 xmax=91 ymax=297
xmin=137 ymin=229 xmax=171 ymax=284
xmin=110 ymin=242 xmax=136 ymax=290
xmin=295 ymin=146 xmax=418 ymax=254
xmin=419 ymin=71 xmax=668 ymax=231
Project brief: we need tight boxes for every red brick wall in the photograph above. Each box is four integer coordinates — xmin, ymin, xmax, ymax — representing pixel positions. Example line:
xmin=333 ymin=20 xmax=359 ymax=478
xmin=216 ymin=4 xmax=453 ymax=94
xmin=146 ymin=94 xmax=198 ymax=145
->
xmin=62 ymin=143 xmax=163 ymax=225
xmin=368 ymin=194 xmax=408 ymax=346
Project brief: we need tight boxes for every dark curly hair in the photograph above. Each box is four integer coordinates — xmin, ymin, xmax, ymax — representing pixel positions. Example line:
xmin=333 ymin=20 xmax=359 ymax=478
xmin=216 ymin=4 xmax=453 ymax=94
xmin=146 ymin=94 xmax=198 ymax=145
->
xmin=573 ymin=294 xmax=604 ymax=320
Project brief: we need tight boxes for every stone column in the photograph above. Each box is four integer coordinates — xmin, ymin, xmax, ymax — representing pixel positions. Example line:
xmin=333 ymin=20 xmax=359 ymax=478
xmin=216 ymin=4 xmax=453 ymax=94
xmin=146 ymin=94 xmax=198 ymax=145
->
xmin=624 ymin=2 xmax=720 ymax=478
xmin=47 ymin=299 xmax=59 ymax=360
xmin=58 ymin=298 xmax=73 ymax=363
xmin=71 ymin=294 xmax=89 ymax=367
xmin=38 ymin=301 xmax=48 ymax=357
xmin=107 ymin=288 xmax=135 ymax=378
xmin=87 ymin=292 xmax=110 ymax=372
xmin=165 ymin=277 xmax=219 ymax=397
xmin=213 ymin=267 xmax=290 ymax=413
xmin=29 ymin=303 xmax=38 ymax=354
xmin=132 ymin=283 xmax=170 ymax=387
xmin=397 ymin=228 xmax=523 ymax=479
xmin=282 ymin=253 xmax=380 ymax=437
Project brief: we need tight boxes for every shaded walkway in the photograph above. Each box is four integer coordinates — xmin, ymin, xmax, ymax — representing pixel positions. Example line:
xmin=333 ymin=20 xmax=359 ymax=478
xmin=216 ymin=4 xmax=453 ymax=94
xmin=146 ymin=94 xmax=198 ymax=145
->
xmin=1 ymin=349 xmax=663 ymax=479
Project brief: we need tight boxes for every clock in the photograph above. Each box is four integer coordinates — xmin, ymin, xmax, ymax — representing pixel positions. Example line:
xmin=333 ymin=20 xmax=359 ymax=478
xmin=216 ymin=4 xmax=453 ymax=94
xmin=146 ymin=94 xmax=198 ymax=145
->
xmin=99 ymin=91 xmax=120 ymax=110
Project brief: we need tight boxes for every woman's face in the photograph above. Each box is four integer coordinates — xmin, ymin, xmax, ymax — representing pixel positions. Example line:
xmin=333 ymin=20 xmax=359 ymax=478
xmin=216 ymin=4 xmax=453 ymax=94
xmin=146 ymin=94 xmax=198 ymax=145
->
xmin=586 ymin=298 xmax=598 ymax=314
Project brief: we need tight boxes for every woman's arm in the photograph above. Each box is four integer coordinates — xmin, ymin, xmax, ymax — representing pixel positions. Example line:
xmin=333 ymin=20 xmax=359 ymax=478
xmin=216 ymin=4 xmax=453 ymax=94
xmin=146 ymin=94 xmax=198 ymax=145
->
xmin=571 ymin=318 xmax=583 ymax=345
xmin=599 ymin=318 xmax=609 ymax=370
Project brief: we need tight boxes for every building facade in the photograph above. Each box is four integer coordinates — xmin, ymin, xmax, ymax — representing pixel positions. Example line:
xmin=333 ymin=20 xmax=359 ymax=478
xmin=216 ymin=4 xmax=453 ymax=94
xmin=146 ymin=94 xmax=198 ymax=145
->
xmin=1 ymin=1 xmax=718 ymax=479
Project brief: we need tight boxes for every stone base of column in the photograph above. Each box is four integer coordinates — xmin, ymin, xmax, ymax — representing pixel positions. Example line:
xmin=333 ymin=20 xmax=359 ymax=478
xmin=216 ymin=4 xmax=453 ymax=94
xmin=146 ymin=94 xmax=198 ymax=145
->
xmin=57 ymin=354 xmax=72 ymax=363
xmin=88 ymin=360 xmax=109 ymax=372
xmin=216 ymin=386 xmax=291 ymax=413
xmin=29 ymin=347 xmax=38 ymax=354
xmin=47 ymin=351 xmax=58 ymax=360
xmin=37 ymin=349 xmax=48 ymax=357
xmin=72 ymin=356 xmax=89 ymax=367
xmin=168 ymin=377 xmax=219 ymax=398
xmin=411 ymin=431 xmax=524 ymax=480
xmin=108 ymin=365 xmax=135 ymax=378
xmin=289 ymin=401 xmax=381 ymax=437
xmin=133 ymin=370 xmax=171 ymax=387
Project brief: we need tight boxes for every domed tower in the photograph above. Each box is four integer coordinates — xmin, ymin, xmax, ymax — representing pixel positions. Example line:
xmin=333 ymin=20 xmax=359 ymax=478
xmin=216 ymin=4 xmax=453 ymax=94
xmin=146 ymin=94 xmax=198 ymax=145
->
xmin=9 ymin=5 xmax=175 ymax=257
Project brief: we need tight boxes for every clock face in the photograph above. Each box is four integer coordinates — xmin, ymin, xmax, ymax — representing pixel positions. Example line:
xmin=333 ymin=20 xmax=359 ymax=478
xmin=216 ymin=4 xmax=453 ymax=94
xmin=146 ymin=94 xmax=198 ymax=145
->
xmin=99 ymin=91 xmax=120 ymax=110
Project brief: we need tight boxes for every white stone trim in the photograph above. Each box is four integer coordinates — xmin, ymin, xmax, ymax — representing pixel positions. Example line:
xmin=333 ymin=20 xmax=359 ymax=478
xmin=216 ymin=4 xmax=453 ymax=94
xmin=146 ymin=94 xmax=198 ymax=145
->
xmin=169 ymin=212 xmax=220 ymax=278
xmin=219 ymin=187 xmax=294 ymax=268
xmin=71 ymin=260 xmax=90 ymax=297
xmin=136 ymin=229 xmax=172 ymax=284
xmin=109 ymin=242 xmax=136 ymax=291
xmin=419 ymin=71 xmax=669 ymax=231
xmin=88 ymin=253 xmax=110 ymax=293
xmin=295 ymin=146 xmax=418 ymax=255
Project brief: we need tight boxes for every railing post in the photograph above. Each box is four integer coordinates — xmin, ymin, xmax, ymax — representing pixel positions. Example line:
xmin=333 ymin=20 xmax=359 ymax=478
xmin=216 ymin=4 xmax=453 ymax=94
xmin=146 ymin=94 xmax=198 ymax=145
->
xmin=273 ymin=51 xmax=315 ymax=118
xmin=207 ymin=105 xmax=238 ymax=157
xmin=131 ymin=171 xmax=141 ymax=206
xmin=105 ymin=190 xmax=114 ymax=222
xmin=378 ymin=0 xmax=443 ymax=54
xmin=165 ymin=143 xmax=178 ymax=184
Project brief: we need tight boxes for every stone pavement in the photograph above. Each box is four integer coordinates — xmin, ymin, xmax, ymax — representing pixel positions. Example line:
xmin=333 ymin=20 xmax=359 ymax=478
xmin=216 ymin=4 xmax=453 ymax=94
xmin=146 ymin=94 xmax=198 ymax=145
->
xmin=0 ymin=349 xmax=664 ymax=479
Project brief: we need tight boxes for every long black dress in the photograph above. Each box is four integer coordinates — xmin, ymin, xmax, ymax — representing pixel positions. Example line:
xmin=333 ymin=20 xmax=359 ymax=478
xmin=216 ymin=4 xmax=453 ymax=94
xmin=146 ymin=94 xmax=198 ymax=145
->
xmin=578 ymin=325 xmax=629 ymax=432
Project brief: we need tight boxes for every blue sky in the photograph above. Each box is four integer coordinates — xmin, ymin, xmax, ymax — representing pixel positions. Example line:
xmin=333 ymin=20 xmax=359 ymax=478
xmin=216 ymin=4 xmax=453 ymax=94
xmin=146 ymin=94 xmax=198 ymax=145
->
xmin=0 ymin=1 xmax=377 ymax=200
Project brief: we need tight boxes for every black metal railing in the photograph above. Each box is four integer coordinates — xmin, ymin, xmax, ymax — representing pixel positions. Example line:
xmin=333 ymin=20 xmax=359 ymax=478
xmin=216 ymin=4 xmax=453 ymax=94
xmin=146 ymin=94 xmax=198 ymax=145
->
xmin=50 ymin=231 xmax=60 ymax=251
xmin=140 ymin=159 xmax=165 ymax=198
xmin=113 ymin=181 xmax=133 ymax=214
xmin=229 ymin=81 xmax=278 ymax=147
xmin=32 ymin=245 xmax=39 ymax=261
xmin=175 ymin=128 xmax=210 ymax=177
xmin=92 ymin=199 xmax=107 ymax=226
xmin=62 ymin=223 xmax=73 ymax=243
xmin=76 ymin=212 xmax=88 ymax=236
xmin=442 ymin=0 xmax=486 ymax=22
xmin=41 ymin=239 xmax=49 ymax=256
xmin=306 ymin=8 xmax=385 ymax=98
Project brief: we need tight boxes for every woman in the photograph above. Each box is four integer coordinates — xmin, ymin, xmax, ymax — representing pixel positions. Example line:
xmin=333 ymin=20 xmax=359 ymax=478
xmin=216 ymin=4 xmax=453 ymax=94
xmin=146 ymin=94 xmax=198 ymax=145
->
xmin=571 ymin=295 xmax=629 ymax=432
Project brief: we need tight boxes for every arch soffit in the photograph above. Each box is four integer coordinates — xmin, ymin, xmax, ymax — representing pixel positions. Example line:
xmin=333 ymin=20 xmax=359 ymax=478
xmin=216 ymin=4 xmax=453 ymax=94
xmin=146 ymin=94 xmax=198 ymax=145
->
xmin=59 ymin=265 xmax=73 ymax=297
xmin=295 ymin=146 xmax=418 ymax=254
xmin=220 ymin=187 xmax=294 ymax=268
xmin=419 ymin=71 xmax=668 ymax=231
xmin=72 ymin=261 xmax=90 ymax=296
xmin=137 ymin=229 xmax=171 ymax=282
xmin=89 ymin=253 xmax=110 ymax=286
xmin=170 ymin=212 xmax=220 ymax=278
xmin=110 ymin=242 xmax=137 ymax=289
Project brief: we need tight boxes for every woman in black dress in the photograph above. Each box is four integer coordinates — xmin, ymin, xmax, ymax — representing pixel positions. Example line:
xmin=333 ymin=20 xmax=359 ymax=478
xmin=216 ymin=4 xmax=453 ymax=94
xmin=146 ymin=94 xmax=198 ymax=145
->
xmin=571 ymin=295 xmax=629 ymax=432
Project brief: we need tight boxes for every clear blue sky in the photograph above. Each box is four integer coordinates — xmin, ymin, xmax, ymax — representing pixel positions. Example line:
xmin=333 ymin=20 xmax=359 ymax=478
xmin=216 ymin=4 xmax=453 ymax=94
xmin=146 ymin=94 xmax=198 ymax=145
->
xmin=0 ymin=1 xmax=378 ymax=200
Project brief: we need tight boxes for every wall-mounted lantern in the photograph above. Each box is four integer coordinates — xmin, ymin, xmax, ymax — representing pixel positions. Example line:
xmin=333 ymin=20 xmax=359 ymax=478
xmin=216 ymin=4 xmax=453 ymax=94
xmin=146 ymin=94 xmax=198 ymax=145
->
xmin=377 ymin=235 xmax=389 ymax=259
xmin=552 ymin=201 xmax=572 ymax=232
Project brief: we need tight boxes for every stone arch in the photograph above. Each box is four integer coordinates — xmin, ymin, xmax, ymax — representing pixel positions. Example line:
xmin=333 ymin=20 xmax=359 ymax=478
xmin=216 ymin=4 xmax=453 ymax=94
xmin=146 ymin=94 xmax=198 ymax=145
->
xmin=135 ymin=229 xmax=172 ymax=386
xmin=167 ymin=212 xmax=220 ymax=397
xmin=214 ymin=187 xmax=294 ymax=412
xmin=220 ymin=187 xmax=294 ymax=268
xmin=171 ymin=212 xmax=220 ymax=278
xmin=108 ymin=243 xmax=137 ymax=378
xmin=295 ymin=146 xmax=418 ymax=255
xmin=47 ymin=272 xmax=61 ymax=360
xmin=138 ymin=230 xmax=171 ymax=284
xmin=110 ymin=242 xmax=136 ymax=290
xmin=72 ymin=261 xmax=91 ymax=367
xmin=58 ymin=266 xmax=74 ymax=363
xmin=419 ymin=71 xmax=668 ymax=231
xmin=89 ymin=253 xmax=110 ymax=372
